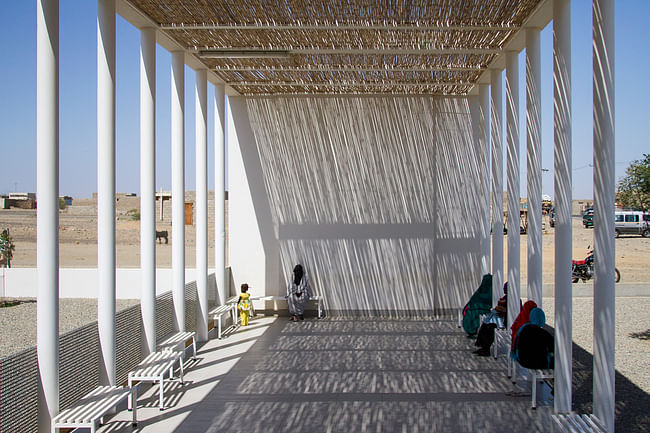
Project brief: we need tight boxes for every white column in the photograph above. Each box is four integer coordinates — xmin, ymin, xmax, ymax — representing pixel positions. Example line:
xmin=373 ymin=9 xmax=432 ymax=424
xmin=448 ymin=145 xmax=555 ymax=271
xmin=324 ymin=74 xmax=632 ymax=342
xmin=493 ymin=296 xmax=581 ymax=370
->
xmin=140 ymin=27 xmax=156 ymax=354
xmin=491 ymin=69 xmax=504 ymax=304
xmin=526 ymin=28 xmax=543 ymax=308
xmin=195 ymin=69 xmax=208 ymax=342
xmin=554 ymin=0 xmax=573 ymax=413
xmin=506 ymin=51 xmax=520 ymax=329
xmin=479 ymin=83 xmax=491 ymax=281
xmin=97 ymin=0 xmax=116 ymax=386
xmin=214 ymin=84 xmax=227 ymax=305
xmin=593 ymin=0 xmax=615 ymax=430
xmin=36 ymin=0 xmax=59 ymax=429
xmin=171 ymin=51 xmax=185 ymax=332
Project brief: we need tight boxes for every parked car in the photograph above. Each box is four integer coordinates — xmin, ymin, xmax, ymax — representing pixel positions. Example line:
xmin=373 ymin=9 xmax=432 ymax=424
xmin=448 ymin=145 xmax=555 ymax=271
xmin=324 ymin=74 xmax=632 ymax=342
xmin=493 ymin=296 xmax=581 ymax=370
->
xmin=583 ymin=209 xmax=594 ymax=228
xmin=615 ymin=210 xmax=650 ymax=238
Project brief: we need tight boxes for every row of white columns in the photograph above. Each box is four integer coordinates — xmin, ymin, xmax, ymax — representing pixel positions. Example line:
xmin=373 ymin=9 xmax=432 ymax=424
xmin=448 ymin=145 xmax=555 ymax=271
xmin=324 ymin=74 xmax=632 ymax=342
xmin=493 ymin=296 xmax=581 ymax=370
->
xmin=481 ymin=0 xmax=615 ymax=430
xmin=36 ymin=0 xmax=227 ymax=430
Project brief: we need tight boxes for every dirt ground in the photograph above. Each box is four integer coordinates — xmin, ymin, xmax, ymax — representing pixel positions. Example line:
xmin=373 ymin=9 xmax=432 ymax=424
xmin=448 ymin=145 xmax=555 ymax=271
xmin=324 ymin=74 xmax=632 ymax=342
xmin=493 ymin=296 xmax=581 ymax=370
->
xmin=1 ymin=203 xmax=649 ymax=283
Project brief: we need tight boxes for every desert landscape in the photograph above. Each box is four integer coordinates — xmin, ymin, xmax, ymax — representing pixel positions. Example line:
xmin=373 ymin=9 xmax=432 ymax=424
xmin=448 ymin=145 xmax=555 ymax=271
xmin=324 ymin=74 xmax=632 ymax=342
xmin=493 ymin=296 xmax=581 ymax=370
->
xmin=0 ymin=199 xmax=649 ymax=285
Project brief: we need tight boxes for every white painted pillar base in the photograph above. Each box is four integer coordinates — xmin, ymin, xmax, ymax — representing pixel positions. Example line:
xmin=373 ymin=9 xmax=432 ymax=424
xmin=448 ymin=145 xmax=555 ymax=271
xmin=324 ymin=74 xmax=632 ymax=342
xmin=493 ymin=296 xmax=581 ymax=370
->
xmin=97 ymin=0 xmax=116 ymax=386
xmin=36 ymin=0 xmax=60 ymax=429
xmin=593 ymin=0 xmax=616 ymax=430
xmin=195 ymin=69 xmax=208 ymax=342
xmin=553 ymin=0 xmax=573 ymax=414
xmin=140 ymin=27 xmax=156 ymax=354
xmin=214 ymin=84 xmax=227 ymax=305
xmin=171 ymin=51 xmax=185 ymax=332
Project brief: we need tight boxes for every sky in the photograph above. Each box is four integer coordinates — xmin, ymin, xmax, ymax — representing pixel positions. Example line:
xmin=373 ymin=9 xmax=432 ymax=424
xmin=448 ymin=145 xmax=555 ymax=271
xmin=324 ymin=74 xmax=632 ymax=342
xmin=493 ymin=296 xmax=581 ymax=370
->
xmin=0 ymin=1 xmax=648 ymax=200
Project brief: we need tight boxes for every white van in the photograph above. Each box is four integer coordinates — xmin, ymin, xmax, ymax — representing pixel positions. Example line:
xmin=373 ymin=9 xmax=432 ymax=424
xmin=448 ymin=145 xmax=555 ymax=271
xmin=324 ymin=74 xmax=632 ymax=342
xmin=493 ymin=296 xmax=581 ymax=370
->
xmin=614 ymin=210 xmax=650 ymax=238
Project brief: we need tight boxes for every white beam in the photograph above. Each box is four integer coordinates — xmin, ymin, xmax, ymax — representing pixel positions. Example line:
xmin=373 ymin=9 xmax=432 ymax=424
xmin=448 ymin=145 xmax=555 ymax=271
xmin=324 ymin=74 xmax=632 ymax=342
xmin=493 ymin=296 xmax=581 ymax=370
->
xmin=171 ymin=51 xmax=185 ymax=332
xmin=163 ymin=23 xmax=518 ymax=32
xmin=36 ymin=0 xmax=59 ymax=429
xmin=491 ymin=69 xmax=504 ymax=304
xmin=97 ymin=0 xmax=116 ymax=386
xmin=214 ymin=84 xmax=227 ymax=306
xmin=506 ymin=51 xmax=520 ymax=329
xmin=553 ymin=0 xmax=573 ymax=414
xmin=526 ymin=28 xmax=543 ymax=308
xmin=195 ymin=69 xmax=208 ymax=342
xmin=213 ymin=66 xmax=485 ymax=73
xmin=197 ymin=47 xmax=502 ymax=56
xmin=140 ymin=27 xmax=156 ymax=355
xmin=593 ymin=0 xmax=616 ymax=430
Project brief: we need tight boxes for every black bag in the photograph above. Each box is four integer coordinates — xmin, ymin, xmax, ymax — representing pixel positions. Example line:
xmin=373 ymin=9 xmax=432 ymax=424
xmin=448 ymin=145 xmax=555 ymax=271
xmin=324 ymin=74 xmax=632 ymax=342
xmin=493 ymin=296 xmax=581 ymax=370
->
xmin=295 ymin=291 xmax=302 ymax=298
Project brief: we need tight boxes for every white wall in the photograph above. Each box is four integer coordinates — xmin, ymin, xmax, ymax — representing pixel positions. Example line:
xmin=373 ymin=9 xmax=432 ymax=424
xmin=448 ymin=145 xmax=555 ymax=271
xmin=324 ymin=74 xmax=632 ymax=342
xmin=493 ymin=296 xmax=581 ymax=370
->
xmin=228 ymin=95 xmax=483 ymax=312
xmin=0 ymin=268 xmax=211 ymax=299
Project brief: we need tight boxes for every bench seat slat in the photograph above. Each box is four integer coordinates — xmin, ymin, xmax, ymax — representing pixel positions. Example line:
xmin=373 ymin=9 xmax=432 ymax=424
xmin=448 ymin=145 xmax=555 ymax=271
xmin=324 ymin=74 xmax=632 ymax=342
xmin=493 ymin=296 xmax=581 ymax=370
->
xmin=53 ymin=386 xmax=131 ymax=425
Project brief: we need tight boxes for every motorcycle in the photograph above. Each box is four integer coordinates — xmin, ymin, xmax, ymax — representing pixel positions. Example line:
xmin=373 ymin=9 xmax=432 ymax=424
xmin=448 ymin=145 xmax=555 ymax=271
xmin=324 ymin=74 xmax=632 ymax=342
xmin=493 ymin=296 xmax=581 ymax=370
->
xmin=572 ymin=247 xmax=620 ymax=283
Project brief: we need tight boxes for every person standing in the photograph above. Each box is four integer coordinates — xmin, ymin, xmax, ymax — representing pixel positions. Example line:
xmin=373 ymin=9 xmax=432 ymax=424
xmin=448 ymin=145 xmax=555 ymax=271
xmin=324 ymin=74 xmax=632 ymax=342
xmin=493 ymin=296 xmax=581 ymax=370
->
xmin=238 ymin=283 xmax=252 ymax=326
xmin=287 ymin=264 xmax=310 ymax=321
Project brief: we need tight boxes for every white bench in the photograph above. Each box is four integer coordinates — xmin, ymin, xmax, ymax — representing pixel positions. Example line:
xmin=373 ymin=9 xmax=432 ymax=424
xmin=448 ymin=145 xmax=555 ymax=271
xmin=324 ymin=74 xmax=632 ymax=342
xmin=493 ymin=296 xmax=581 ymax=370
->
xmin=552 ymin=414 xmax=606 ymax=433
xmin=530 ymin=368 xmax=554 ymax=409
xmin=52 ymin=385 xmax=136 ymax=433
xmin=128 ymin=350 xmax=184 ymax=411
xmin=258 ymin=295 xmax=324 ymax=318
xmin=157 ymin=331 xmax=196 ymax=359
xmin=210 ymin=304 xmax=237 ymax=338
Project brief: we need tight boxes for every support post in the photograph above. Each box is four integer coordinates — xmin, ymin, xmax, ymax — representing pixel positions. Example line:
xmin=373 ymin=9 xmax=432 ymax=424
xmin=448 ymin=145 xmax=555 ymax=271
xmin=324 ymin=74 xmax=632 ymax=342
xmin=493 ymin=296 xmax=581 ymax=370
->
xmin=214 ymin=84 xmax=227 ymax=305
xmin=36 ymin=0 xmax=59 ymax=429
xmin=593 ymin=0 xmax=615 ymax=430
xmin=506 ymin=51 xmax=520 ymax=329
xmin=171 ymin=51 xmax=185 ymax=332
xmin=526 ymin=28 xmax=543 ymax=308
xmin=97 ymin=0 xmax=116 ymax=386
xmin=140 ymin=27 xmax=156 ymax=354
xmin=491 ymin=69 xmax=504 ymax=304
xmin=479 ymin=84 xmax=491 ymax=279
xmin=195 ymin=69 xmax=208 ymax=342
xmin=554 ymin=0 xmax=573 ymax=413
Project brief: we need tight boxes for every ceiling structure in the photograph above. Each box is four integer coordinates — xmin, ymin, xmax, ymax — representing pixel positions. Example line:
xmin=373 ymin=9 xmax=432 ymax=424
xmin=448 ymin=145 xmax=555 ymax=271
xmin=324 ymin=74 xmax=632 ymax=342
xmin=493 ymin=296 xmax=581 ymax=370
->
xmin=125 ymin=0 xmax=547 ymax=95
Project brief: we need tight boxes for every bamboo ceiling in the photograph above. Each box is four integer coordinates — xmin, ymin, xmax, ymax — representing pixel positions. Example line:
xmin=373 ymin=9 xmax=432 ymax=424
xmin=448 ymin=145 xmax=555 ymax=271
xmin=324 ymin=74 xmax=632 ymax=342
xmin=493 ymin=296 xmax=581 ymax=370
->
xmin=127 ymin=0 xmax=543 ymax=95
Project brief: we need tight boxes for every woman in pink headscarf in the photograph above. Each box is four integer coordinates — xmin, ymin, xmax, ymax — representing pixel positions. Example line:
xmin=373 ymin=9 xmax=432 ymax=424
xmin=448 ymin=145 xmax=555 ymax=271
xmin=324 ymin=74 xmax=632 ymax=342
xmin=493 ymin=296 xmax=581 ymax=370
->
xmin=510 ymin=300 xmax=537 ymax=351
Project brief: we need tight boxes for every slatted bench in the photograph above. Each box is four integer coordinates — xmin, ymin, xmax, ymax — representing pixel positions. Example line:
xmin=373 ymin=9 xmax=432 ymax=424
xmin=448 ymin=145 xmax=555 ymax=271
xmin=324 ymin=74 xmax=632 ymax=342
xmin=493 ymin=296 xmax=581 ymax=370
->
xmin=210 ymin=304 xmax=237 ymax=338
xmin=52 ymin=385 xmax=136 ymax=433
xmin=157 ymin=331 xmax=196 ymax=359
xmin=128 ymin=350 xmax=184 ymax=411
xmin=259 ymin=295 xmax=325 ymax=318
xmin=551 ymin=414 xmax=606 ymax=433
xmin=530 ymin=368 xmax=554 ymax=409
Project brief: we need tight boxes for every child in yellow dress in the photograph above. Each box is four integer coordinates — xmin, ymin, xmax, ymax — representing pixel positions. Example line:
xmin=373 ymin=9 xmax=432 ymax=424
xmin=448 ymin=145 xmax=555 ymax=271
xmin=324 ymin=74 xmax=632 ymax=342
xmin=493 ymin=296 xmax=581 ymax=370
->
xmin=238 ymin=283 xmax=252 ymax=326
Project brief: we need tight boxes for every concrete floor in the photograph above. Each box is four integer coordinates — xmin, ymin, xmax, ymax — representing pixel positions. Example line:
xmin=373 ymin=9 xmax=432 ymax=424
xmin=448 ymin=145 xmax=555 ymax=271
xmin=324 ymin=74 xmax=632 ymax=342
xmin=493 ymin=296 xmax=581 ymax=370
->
xmin=100 ymin=315 xmax=553 ymax=433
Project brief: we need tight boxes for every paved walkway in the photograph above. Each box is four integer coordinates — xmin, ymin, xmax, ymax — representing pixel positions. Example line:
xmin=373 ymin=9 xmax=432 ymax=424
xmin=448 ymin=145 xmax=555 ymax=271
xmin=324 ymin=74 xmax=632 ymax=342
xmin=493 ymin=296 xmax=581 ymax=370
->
xmin=102 ymin=316 xmax=552 ymax=433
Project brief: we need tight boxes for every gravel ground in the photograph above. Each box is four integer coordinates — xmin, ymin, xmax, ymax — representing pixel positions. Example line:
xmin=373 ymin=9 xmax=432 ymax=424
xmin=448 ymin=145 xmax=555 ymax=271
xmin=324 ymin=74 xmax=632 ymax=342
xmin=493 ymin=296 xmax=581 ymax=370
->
xmin=0 ymin=298 xmax=140 ymax=357
xmin=543 ymin=296 xmax=650 ymax=395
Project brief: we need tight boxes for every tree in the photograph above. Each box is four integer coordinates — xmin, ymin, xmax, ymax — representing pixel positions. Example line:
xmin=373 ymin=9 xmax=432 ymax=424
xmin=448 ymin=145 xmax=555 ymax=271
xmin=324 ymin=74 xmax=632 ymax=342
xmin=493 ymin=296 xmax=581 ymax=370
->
xmin=617 ymin=154 xmax=650 ymax=211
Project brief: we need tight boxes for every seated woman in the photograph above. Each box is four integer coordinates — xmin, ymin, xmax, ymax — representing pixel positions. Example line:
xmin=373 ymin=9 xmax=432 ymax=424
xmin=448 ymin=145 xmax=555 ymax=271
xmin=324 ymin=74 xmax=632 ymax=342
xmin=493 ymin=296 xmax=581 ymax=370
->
xmin=473 ymin=293 xmax=507 ymax=356
xmin=462 ymin=274 xmax=493 ymax=336
xmin=510 ymin=300 xmax=538 ymax=353
xmin=512 ymin=307 xmax=554 ymax=370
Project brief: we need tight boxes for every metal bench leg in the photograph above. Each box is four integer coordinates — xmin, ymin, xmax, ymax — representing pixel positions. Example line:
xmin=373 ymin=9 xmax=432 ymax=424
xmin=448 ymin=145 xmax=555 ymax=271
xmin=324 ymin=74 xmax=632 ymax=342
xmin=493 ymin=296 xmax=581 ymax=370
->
xmin=128 ymin=378 xmax=133 ymax=410
xmin=192 ymin=336 xmax=197 ymax=359
xmin=532 ymin=371 xmax=537 ymax=409
xmin=218 ymin=316 xmax=222 ymax=339
xmin=159 ymin=375 xmax=165 ymax=410
xmin=318 ymin=298 xmax=323 ymax=318
xmin=179 ymin=357 xmax=185 ymax=384
xmin=132 ymin=387 xmax=138 ymax=426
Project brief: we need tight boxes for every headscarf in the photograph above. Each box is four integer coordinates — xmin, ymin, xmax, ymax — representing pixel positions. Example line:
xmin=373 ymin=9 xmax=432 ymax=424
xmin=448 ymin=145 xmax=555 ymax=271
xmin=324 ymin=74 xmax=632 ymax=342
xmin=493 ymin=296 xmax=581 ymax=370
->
xmin=293 ymin=264 xmax=304 ymax=285
xmin=528 ymin=308 xmax=546 ymax=327
xmin=511 ymin=300 xmax=537 ymax=349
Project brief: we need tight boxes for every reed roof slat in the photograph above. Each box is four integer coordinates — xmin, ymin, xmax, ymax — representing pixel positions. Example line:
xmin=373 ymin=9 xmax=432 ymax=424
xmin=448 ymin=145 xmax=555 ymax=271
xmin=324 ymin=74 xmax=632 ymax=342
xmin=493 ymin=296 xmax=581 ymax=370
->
xmin=126 ymin=0 xmax=543 ymax=95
